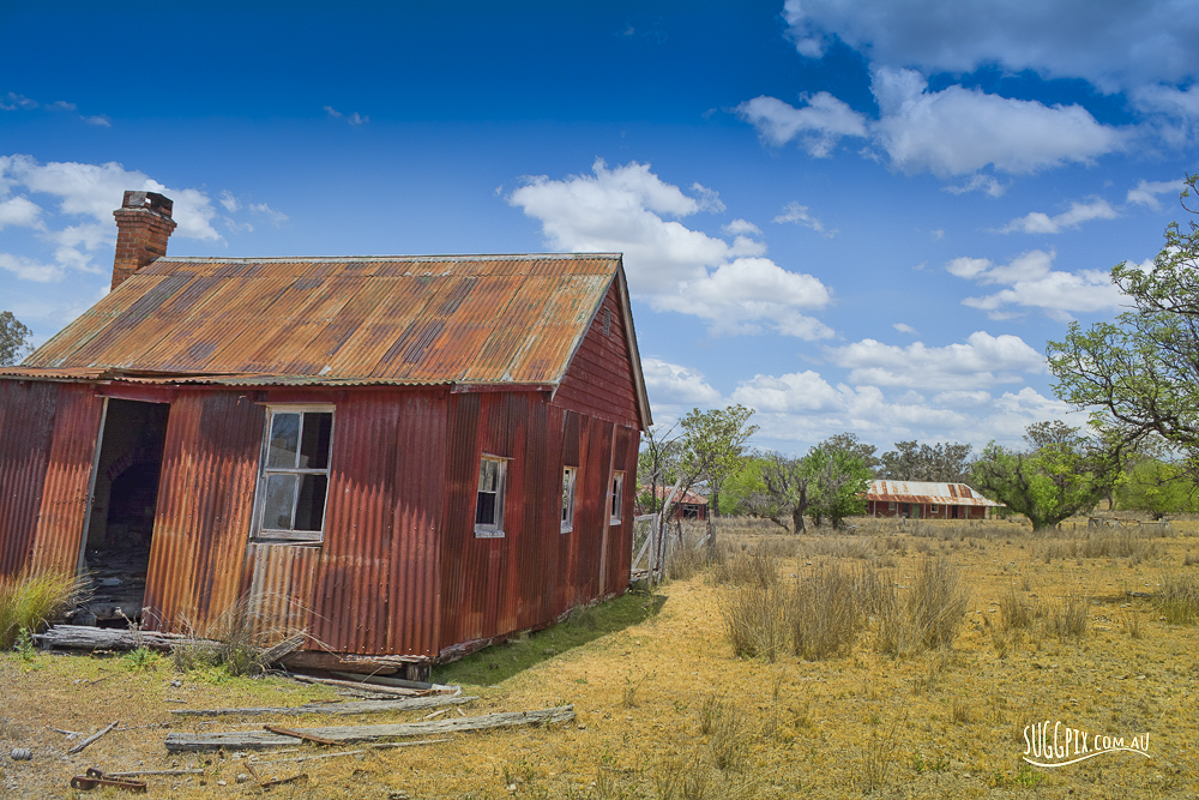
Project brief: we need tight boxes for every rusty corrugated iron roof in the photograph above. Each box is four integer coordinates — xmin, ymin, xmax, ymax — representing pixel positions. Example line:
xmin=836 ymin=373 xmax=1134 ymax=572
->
xmin=14 ymin=254 xmax=649 ymax=422
xmin=866 ymin=480 xmax=1001 ymax=507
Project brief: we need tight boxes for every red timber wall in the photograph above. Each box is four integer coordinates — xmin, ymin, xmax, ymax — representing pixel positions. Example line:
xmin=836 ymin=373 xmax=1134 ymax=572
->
xmin=866 ymin=501 xmax=988 ymax=520
xmin=0 ymin=381 xmax=103 ymax=576
xmin=437 ymin=281 xmax=642 ymax=657
xmin=143 ymin=387 xmax=447 ymax=659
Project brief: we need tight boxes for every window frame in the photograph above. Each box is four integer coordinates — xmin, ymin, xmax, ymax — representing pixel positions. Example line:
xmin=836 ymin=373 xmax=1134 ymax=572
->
xmin=561 ymin=466 xmax=577 ymax=533
xmin=474 ymin=454 xmax=508 ymax=538
xmin=252 ymin=404 xmax=335 ymax=545
xmin=609 ymin=470 xmax=625 ymax=525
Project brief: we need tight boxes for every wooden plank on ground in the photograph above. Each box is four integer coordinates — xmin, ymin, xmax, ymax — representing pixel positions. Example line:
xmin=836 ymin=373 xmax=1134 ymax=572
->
xmin=164 ymin=706 xmax=576 ymax=752
xmin=170 ymin=695 xmax=477 ymax=717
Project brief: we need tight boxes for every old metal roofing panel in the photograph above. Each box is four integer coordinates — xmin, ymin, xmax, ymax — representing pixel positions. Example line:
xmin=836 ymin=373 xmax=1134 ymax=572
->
xmin=866 ymin=480 xmax=1001 ymax=507
xmin=23 ymin=255 xmax=623 ymax=388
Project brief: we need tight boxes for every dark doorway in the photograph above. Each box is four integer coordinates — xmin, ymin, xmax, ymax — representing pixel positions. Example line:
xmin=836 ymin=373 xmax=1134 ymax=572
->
xmin=77 ymin=399 xmax=170 ymax=626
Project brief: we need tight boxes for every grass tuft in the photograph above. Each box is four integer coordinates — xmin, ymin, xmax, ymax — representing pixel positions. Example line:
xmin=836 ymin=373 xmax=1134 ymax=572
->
xmin=0 ymin=571 xmax=84 ymax=650
xmin=1156 ymin=572 xmax=1199 ymax=624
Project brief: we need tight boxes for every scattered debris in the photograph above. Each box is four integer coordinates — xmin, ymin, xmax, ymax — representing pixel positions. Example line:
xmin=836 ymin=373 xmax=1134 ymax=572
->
xmin=67 ymin=721 xmax=119 ymax=755
xmin=285 ymin=674 xmax=455 ymax=698
xmin=10 ymin=748 xmax=32 ymax=761
xmin=106 ymin=769 xmax=204 ymax=778
xmin=69 ymin=768 xmax=147 ymax=793
xmin=165 ymin=706 xmax=576 ymax=752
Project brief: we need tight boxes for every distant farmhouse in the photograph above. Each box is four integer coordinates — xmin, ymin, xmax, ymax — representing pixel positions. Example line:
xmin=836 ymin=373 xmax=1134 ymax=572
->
xmin=865 ymin=480 xmax=1001 ymax=520
xmin=0 ymin=191 xmax=650 ymax=677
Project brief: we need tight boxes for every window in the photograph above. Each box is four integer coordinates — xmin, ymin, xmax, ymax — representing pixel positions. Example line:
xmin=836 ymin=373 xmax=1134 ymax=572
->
xmin=561 ymin=466 xmax=577 ymax=533
xmin=888 ymin=501 xmax=897 ymax=511
xmin=475 ymin=455 xmax=507 ymax=537
xmin=609 ymin=470 xmax=625 ymax=524
xmin=930 ymin=503 xmax=939 ymax=513
xmin=255 ymin=407 xmax=334 ymax=543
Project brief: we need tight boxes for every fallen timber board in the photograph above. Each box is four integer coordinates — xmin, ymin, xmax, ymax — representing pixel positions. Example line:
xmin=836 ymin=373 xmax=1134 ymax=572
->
xmin=171 ymin=695 xmax=478 ymax=717
xmin=165 ymin=706 xmax=576 ymax=752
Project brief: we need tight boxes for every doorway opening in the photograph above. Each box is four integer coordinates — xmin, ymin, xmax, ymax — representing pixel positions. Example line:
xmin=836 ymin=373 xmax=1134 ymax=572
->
xmin=77 ymin=399 xmax=170 ymax=627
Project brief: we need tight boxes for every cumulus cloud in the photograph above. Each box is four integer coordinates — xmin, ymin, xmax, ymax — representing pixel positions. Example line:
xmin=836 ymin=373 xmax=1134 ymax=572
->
xmin=946 ymin=249 xmax=1123 ymax=319
xmin=723 ymin=218 xmax=761 ymax=235
xmin=641 ymin=357 xmax=722 ymax=405
xmin=781 ymin=0 xmax=1199 ymax=94
xmin=0 ymin=154 xmax=285 ymax=284
xmin=829 ymin=331 xmax=1045 ymax=391
xmin=998 ymin=198 xmax=1118 ymax=234
xmin=893 ymin=323 xmax=916 ymax=335
xmin=508 ymin=159 xmax=833 ymax=338
xmin=736 ymin=93 xmax=868 ymax=157
xmin=1126 ymin=178 xmax=1186 ymax=211
xmin=871 ymin=68 xmax=1124 ymax=177
xmin=0 ymin=195 xmax=44 ymax=229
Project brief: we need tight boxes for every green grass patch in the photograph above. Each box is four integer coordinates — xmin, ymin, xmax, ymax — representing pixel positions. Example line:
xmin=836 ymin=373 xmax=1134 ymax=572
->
xmin=0 ymin=571 xmax=82 ymax=649
xmin=433 ymin=591 xmax=666 ymax=686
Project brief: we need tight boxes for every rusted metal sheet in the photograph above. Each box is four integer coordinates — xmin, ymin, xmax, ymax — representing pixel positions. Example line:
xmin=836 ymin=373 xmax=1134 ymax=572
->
xmin=28 ymin=386 xmax=104 ymax=573
xmin=866 ymin=480 xmax=1000 ymax=507
xmin=306 ymin=388 xmax=446 ymax=657
xmin=143 ymin=391 xmax=264 ymax=632
xmin=23 ymin=255 xmax=628 ymax=392
xmin=0 ymin=381 xmax=59 ymax=575
xmin=244 ymin=543 xmax=320 ymax=638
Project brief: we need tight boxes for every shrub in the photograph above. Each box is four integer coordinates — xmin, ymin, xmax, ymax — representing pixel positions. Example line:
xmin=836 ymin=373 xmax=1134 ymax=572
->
xmin=0 ymin=571 xmax=83 ymax=650
xmin=788 ymin=564 xmax=860 ymax=660
xmin=875 ymin=558 xmax=970 ymax=656
xmin=1156 ymin=573 xmax=1199 ymax=624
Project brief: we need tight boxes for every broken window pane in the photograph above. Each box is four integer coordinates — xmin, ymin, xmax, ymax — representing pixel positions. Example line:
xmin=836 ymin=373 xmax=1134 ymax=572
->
xmin=299 ymin=412 xmax=333 ymax=469
xmin=264 ymin=473 xmax=297 ymax=529
xmin=294 ymin=474 xmax=328 ymax=531
xmin=267 ymin=413 xmax=300 ymax=469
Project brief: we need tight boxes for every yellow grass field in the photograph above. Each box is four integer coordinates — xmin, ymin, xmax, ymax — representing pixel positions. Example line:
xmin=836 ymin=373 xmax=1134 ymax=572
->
xmin=2 ymin=516 xmax=1198 ymax=799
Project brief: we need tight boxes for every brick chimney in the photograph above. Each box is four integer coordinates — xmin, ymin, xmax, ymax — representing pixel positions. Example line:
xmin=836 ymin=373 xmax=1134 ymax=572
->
xmin=111 ymin=190 xmax=176 ymax=290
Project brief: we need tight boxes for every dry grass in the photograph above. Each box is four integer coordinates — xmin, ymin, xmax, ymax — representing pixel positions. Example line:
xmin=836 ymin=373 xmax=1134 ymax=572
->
xmin=1156 ymin=572 xmax=1199 ymax=624
xmin=0 ymin=571 xmax=83 ymax=649
xmin=4 ymin=515 xmax=1199 ymax=800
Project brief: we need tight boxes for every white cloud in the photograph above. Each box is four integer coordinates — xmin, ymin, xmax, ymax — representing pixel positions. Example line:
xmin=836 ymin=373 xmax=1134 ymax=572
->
xmin=641 ymin=357 xmax=722 ymax=405
xmin=946 ymin=249 xmax=1123 ymax=319
xmin=0 ymin=253 xmax=64 ymax=282
xmin=736 ymin=93 xmax=868 ymax=157
xmin=1126 ymin=178 xmax=1186 ymax=211
xmin=773 ymin=201 xmax=832 ymax=235
xmin=781 ymin=0 xmax=1199 ymax=95
xmin=508 ymin=159 xmax=833 ymax=338
xmin=324 ymin=105 xmax=369 ymax=125
xmin=1 ymin=155 xmax=221 ymax=241
xmin=82 ymin=115 xmax=111 ymax=127
xmin=2 ymin=92 xmax=38 ymax=110
xmin=893 ymin=323 xmax=916 ymax=334
xmin=942 ymin=175 xmax=1008 ymax=197
xmin=0 ymin=196 xmax=44 ymax=229
xmin=998 ymin=198 xmax=1118 ymax=234
xmin=723 ymin=218 xmax=761 ymax=235
xmin=871 ymin=68 xmax=1125 ymax=177
xmin=830 ymin=331 xmax=1045 ymax=391
xmin=219 ymin=190 xmax=240 ymax=212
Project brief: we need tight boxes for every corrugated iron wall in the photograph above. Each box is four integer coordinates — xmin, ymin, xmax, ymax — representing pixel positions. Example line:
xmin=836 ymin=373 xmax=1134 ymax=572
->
xmin=309 ymin=388 xmax=446 ymax=657
xmin=28 ymin=385 xmax=105 ymax=573
xmin=0 ymin=381 xmax=74 ymax=575
xmin=143 ymin=390 xmax=265 ymax=631
xmin=553 ymin=280 xmax=641 ymax=428
xmin=438 ymin=392 xmax=638 ymax=655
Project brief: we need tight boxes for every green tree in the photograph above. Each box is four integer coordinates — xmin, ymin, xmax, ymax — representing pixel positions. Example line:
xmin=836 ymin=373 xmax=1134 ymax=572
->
xmin=806 ymin=445 xmax=871 ymax=529
xmin=970 ymin=422 xmax=1119 ymax=531
xmin=637 ymin=424 xmax=682 ymax=514
xmin=818 ymin=432 xmax=880 ymax=474
xmin=0 ymin=311 xmax=33 ymax=366
xmin=1048 ymin=174 xmax=1199 ymax=455
xmin=678 ymin=404 xmax=758 ymax=519
xmin=878 ymin=440 xmax=973 ymax=483
xmin=1113 ymin=438 xmax=1199 ymax=519
xmin=751 ymin=451 xmax=818 ymax=533
xmin=719 ymin=452 xmax=767 ymax=516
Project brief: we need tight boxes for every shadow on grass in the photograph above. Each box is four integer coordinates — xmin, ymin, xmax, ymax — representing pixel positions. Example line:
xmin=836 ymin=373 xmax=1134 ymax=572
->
xmin=433 ymin=590 xmax=667 ymax=687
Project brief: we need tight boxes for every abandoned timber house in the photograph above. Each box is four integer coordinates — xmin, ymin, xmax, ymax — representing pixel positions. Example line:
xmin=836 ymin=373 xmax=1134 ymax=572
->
xmin=0 ymin=191 xmax=650 ymax=676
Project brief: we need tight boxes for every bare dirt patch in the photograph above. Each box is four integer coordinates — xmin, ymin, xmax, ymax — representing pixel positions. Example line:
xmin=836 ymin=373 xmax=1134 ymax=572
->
xmin=3 ymin=516 xmax=1197 ymax=799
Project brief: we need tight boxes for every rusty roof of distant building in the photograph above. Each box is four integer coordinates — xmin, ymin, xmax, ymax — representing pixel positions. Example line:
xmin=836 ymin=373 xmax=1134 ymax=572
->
xmin=866 ymin=480 xmax=1001 ymax=507
xmin=7 ymin=254 xmax=649 ymax=422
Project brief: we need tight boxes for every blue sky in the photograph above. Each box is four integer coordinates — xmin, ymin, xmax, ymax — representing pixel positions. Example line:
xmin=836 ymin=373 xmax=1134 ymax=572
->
xmin=3 ymin=1 xmax=1198 ymax=457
